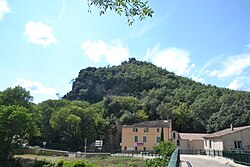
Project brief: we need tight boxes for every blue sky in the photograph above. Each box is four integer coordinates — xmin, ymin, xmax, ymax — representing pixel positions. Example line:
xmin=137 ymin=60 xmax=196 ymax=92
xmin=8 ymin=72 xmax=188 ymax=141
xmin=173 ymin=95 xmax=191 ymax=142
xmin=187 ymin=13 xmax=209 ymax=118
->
xmin=1 ymin=0 xmax=250 ymax=103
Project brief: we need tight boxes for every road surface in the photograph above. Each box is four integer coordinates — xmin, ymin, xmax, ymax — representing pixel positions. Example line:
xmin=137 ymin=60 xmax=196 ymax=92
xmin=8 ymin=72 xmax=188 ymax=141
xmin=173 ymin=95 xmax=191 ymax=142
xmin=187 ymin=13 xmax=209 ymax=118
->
xmin=180 ymin=155 xmax=247 ymax=167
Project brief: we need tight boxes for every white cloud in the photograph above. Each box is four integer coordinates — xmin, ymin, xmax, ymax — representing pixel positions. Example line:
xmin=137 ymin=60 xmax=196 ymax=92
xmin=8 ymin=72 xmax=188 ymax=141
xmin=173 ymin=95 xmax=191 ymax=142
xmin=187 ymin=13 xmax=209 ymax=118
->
xmin=247 ymin=43 xmax=250 ymax=48
xmin=0 ymin=0 xmax=11 ymax=21
xmin=191 ymin=75 xmax=205 ymax=83
xmin=24 ymin=21 xmax=57 ymax=46
xmin=208 ymin=69 xmax=220 ymax=77
xmin=81 ymin=39 xmax=129 ymax=65
xmin=208 ymin=54 xmax=250 ymax=78
xmin=14 ymin=78 xmax=56 ymax=95
xmin=227 ymin=79 xmax=245 ymax=91
xmin=144 ymin=43 xmax=160 ymax=61
xmin=146 ymin=46 xmax=194 ymax=76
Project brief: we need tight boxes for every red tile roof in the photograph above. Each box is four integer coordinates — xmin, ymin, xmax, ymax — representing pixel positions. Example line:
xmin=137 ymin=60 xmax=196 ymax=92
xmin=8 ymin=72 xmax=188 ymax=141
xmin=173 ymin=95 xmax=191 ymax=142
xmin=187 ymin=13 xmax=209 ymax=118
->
xmin=123 ymin=120 xmax=171 ymax=128
xmin=204 ymin=125 xmax=250 ymax=139
xmin=179 ymin=133 xmax=207 ymax=140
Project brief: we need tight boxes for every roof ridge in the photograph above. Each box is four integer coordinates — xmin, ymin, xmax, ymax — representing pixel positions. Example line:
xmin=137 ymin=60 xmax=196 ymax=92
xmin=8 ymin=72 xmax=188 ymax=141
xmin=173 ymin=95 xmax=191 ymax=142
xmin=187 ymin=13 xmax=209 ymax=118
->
xmin=204 ymin=124 xmax=250 ymax=139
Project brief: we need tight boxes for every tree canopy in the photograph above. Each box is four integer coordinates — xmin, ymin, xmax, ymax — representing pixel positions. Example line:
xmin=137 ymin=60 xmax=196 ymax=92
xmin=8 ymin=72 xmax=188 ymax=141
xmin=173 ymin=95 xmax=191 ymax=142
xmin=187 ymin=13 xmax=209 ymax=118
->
xmin=0 ymin=87 xmax=39 ymax=163
xmin=64 ymin=58 xmax=250 ymax=134
xmin=87 ymin=0 xmax=154 ymax=25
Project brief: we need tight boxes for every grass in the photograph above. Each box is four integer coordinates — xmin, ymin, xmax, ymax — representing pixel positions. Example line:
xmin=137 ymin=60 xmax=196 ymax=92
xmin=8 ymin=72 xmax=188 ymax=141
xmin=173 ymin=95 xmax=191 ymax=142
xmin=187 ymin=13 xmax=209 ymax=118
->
xmin=15 ymin=154 xmax=146 ymax=167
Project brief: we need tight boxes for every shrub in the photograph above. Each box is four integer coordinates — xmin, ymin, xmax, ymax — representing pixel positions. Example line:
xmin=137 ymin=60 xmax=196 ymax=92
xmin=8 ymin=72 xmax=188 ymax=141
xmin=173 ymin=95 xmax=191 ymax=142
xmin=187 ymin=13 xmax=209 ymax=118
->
xmin=33 ymin=159 xmax=51 ymax=167
xmin=146 ymin=158 xmax=169 ymax=167
xmin=0 ymin=158 xmax=22 ymax=167
xmin=55 ymin=160 xmax=64 ymax=167
xmin=148 ymin=141 xmax=175 ymax=166
xmin=153 ymin=141 xmax=175 ymax=158
xmin=43 ymin=164 xmax=53 ymax=167
xmin=128 ymin=162 xmax=138 ymax=167
xmin=54 ymin=160 xmax=98 ymax=167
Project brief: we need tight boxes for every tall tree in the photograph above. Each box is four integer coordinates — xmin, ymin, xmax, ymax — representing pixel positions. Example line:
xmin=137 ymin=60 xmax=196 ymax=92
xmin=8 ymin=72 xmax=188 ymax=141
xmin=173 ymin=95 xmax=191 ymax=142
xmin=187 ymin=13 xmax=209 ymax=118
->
xmin=1 ymin=86 xmax=33 ymax=108
xmin=0 ymin=86 xmax=39 ymax=164
xmin=0 ymin=106 xmax=38 ymax=162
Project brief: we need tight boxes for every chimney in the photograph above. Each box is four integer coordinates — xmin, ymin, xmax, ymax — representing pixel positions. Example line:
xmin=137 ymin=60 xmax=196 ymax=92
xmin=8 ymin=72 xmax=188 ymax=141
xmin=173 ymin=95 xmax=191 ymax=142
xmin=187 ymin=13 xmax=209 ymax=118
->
xmin=230 ymin=123 xmax=234 ymax=131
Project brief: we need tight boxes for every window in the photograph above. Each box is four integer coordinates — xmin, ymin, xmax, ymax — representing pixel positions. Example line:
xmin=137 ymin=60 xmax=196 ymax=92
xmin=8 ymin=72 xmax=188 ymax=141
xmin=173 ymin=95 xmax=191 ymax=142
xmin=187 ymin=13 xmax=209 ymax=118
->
xmin=124 ymin=146 xmax=127 ymax=150
xmin=143 ymin=136 xmax=147 ymax=143
xmin=234 ymin=141 xmax=242 ymax=149
xmin=144 ymin=128 xmax=149 ymax=132
xmin=205 ymin=140 xmax=207 ymax=147
xmin=134 ymin=136 xmax=138 ymax=142
xmin=133 ymin=127 xmax=138 ymax=132
xmin=209 ymin=140 xmax=212 ymax=148
xmin=173 ymin=132 xmax=176 ymax=139
xmin=157 ymin=128 xmax=160 ymax=133
xmin=177 ymin=140 xmax=180 ymax=146
xmin=156 ymin=136 xmax=161 ymax=143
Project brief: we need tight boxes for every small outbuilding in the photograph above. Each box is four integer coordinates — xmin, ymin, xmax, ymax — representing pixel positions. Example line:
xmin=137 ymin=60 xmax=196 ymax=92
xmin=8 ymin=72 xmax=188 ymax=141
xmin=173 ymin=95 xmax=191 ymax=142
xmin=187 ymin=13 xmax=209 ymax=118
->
xmin=172 ymin=131 xmax=207 ymax=153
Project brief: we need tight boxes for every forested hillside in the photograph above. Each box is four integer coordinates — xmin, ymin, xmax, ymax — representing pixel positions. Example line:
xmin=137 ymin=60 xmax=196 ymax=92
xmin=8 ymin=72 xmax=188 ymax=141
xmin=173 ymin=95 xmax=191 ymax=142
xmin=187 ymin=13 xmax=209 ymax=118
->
xmin=64 ymin=58 xmax=250 ymax=133
xmin=1 ymin=58 xmax=250 ymax=157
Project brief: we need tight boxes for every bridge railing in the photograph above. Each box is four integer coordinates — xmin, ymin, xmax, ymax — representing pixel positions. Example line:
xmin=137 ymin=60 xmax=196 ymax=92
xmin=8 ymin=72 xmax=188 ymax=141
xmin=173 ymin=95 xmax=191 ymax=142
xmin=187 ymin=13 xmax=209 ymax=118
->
xmin=222 ymin=150 xmax=250 ymax=166
xmin=168 ymin=148 xmax=180 ymax=167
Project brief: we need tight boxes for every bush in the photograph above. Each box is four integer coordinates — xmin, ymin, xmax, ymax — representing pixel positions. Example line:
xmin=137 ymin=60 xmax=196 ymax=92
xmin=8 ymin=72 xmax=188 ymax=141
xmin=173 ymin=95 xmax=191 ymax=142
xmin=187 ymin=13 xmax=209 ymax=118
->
xmin=0 ymin=158 xmax=22 ymax=167
xmin=33 ymin=159 xmax=51 ymax=167
xmin=55 ymin=160 xmax=64 ymax=167
xmin=43 ymin=164 xmax=53 ymax=167
xmin=146 ymin=158 xmax=169 ymax=167
xmin=128 ymin=162 xmax=138 ymax=167
xmin=153 ymin=141 xmax=175 ymax=158
xmin=72 ymin=161 xmax=89 ymax=167
xmin=54 ymin=160 xmax=97 ymax=167
xmin=147 ymin=141 xmax=175 ymax=166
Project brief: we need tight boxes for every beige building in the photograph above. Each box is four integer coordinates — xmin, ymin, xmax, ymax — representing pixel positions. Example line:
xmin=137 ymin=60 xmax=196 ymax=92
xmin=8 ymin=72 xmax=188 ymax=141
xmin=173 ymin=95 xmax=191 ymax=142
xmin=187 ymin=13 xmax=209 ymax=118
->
xmin=172 ymin=131 xmax=207 ymax=153
xmin=121 ymin=120 xmax=172 ymax=151
xmin=204 ymin=125 xmax=250 ymax=150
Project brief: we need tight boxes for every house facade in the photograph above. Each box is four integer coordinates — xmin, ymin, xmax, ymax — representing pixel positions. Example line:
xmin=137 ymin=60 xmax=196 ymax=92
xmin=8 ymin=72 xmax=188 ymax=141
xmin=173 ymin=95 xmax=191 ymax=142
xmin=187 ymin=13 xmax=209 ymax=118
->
xmin=121 ymin=120 xmax=172 ymax=151
xmin=172 ymin=131 xmax=207 ymax=153
xmin=204 ymin=125 xmax=250 ymax=150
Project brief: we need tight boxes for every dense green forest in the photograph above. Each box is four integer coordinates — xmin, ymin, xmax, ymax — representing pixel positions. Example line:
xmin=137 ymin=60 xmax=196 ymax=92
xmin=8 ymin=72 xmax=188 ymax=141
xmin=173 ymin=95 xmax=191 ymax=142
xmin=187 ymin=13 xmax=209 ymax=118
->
xmin=1 ymin=58 xmax=250 ymax=162
xmin=64 ymin=58 xmax=250 ymax=133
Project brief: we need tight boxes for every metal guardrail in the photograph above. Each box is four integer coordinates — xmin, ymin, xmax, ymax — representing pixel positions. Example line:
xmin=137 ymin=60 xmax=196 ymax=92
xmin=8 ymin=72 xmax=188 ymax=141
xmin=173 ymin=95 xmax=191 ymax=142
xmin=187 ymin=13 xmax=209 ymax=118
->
xmin=223 ymin=150 xmax=250 ymax=166
xmin=168 ymin=148 xmax=180 ymax=167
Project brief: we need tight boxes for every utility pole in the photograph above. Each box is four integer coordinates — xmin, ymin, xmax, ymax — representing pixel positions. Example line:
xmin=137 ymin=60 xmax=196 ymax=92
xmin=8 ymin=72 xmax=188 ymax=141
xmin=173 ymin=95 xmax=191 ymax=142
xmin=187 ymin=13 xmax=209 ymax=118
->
xmin=84 ymin=138 xmax=87 ymax=154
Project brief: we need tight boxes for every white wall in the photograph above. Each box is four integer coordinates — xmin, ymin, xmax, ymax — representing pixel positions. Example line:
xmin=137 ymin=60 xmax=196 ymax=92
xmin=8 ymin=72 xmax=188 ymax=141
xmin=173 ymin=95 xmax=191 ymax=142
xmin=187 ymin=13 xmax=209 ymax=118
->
xmin=204 ymin=139 xmax=223 ymax=150
xmin=222 ymin=128 xmax=250 ymax=150
xmin=212 ymin=139 xmax=223 ymax=150
xmin=204 ymin=127 xmax=250 ymax=150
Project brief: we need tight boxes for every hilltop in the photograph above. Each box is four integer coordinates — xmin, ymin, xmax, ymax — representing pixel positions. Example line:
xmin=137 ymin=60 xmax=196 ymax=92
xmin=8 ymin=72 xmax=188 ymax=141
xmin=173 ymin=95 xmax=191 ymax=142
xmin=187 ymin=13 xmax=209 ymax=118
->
xmin=64 ymin=58 xmax=250 ymax=133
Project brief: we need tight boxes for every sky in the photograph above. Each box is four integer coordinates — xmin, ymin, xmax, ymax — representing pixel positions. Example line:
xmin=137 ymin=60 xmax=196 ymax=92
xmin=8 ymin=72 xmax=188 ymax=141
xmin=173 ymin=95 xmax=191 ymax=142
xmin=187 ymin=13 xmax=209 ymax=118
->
xmin=1 ymin=0 xmax=250 ymax=103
